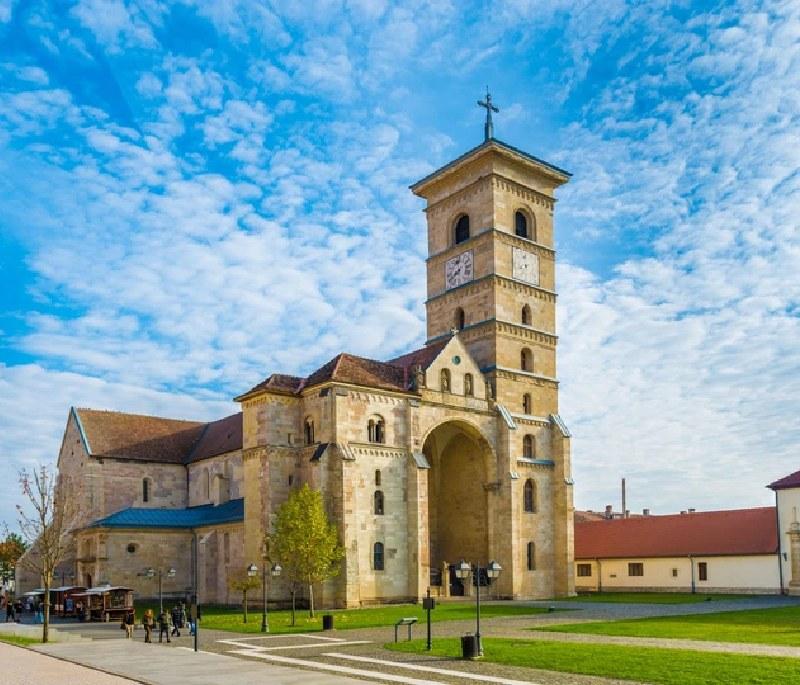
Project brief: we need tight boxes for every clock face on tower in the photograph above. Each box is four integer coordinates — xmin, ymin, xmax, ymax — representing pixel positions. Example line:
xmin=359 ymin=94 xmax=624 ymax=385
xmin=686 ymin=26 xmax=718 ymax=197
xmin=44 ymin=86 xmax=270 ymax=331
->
xmin=512 ymin=247 xmax=539 ymax=286
xmin=445 ymin=250 xmax=474 ymax=290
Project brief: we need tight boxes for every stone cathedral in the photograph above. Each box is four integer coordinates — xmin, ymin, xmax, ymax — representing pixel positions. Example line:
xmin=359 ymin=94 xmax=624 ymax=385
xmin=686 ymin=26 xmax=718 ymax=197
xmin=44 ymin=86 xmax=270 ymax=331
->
xmin=19 ymin=120 xmax=576 ymax=605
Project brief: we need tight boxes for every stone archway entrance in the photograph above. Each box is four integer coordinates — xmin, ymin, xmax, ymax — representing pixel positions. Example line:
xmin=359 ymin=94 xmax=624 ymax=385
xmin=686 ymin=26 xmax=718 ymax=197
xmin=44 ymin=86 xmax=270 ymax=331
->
xmin=423 ymin=421 xmax=492 ymax=596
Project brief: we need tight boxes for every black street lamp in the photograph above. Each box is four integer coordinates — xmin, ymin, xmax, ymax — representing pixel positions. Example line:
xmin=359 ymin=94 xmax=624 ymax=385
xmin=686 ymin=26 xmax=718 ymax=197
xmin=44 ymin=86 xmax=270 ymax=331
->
xmin=144 ymin=566 xmax=176 ymax=615
xmin=248 ymin=560 xmax=282 ymax=632
xmin=455 ymin=559 xmax=502 ymax=657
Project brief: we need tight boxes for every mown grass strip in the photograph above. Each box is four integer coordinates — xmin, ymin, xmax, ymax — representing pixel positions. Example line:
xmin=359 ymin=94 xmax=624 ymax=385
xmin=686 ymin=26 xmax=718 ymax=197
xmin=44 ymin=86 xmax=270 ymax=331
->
xmin=388 ymin=637 xmax=800 ymax=685
xmin=536 ymin=605 xmax=800 ymax=646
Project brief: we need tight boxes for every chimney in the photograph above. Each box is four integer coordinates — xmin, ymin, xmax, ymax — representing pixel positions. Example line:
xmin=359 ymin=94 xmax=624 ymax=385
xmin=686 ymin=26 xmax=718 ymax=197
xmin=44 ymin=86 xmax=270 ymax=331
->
xmin=643 ymin=508 xmax=650 ymax=516
xmin=621 ymin=477 xmax=626 ymax=518
xmin=625 ymin=510 xmax=630 ymax=518
xmin=605 ymin=504 xmax=613 ymax=519
xmin=680 ymin=510 xmax=687 ymax=515
xmin=688 ymin=508 xmax=695 ymax=513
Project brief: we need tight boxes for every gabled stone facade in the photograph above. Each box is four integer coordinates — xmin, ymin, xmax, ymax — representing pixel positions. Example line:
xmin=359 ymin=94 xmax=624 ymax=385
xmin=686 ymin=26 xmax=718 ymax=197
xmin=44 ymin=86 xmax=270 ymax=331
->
xmin=24 ymin=136 xmax=575 ymax=606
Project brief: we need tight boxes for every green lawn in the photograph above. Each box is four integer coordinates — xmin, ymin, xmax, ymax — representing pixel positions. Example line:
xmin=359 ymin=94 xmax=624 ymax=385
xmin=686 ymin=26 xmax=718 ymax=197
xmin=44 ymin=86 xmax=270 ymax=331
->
xmin=569 ymin=592 xmax=754 ymax=604
xmin=0 ymin=634 xmax=41 ymax=646
xmin=138 ymin=601 xmax=549 ymax=634
xmin=388 ymin=637 xmax=800 ymax=685
xmin=537 ymin=605 xmax=800 ymax=646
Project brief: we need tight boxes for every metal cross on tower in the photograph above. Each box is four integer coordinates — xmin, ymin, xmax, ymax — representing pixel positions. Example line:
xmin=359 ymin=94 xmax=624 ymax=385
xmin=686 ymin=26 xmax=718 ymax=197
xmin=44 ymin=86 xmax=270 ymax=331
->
xmin=477 ymin=87 xmax=499 ymax=141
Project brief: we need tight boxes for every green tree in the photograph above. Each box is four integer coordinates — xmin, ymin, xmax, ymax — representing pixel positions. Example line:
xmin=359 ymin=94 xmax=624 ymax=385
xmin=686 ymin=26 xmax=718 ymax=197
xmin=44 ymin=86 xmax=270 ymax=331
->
xmin=0 ymin=531 xmax=27 ymax=585
xmin=272 ymin=484 xmax=343 ymax=620
xmin=228 ymin=568 xmax=261 ymax=623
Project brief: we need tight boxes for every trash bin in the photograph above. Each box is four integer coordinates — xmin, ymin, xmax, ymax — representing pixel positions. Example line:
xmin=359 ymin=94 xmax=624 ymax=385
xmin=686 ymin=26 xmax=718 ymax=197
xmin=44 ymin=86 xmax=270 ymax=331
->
xmin=461 ymin=634 xmax=479 ymax=659
xmin=322 ymin=614 xmax=334 ymax=630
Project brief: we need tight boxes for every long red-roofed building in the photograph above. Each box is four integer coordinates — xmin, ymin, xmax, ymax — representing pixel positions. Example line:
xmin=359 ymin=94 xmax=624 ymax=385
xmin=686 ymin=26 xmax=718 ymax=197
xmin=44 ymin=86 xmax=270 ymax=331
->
xmin=574 ymin=507 xmax=782 ymax=594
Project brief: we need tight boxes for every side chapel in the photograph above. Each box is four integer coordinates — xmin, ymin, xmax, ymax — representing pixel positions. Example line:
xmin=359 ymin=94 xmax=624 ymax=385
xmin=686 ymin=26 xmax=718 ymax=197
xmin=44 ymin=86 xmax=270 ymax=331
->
xmin=18 ymin=111 xmax=576 ymax=605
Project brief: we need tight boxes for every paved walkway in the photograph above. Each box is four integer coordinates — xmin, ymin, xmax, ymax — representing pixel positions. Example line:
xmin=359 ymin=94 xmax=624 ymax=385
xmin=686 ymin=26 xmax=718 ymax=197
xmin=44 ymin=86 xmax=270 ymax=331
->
xmin=0 ymin=641 xmax=139 ymax=685
xmin=35 ymin=638 xmax=378 ymax=685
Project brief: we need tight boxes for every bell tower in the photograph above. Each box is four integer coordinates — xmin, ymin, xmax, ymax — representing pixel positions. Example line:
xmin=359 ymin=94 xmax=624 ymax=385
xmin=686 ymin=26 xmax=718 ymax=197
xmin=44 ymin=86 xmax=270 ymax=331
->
xmin=410 ymin=137 xmax=570 ymax=417
xmin=410 ymin=114 xmax=575 ymax=597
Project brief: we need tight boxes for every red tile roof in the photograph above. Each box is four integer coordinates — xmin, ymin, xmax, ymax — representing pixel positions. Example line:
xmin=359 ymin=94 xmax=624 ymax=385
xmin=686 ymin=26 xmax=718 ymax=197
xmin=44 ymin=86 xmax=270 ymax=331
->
xmin=387 ymin=340 xmax=447 ymax=371
xmin=236 ymin=341 xmax=448 ymax=400
xmin=235 ymin=373 xmax=304 ymax=400
xmin=74 ymin=408 xmax=242 ymax=465
xmin=75 ymin=409 xmax=206 ymax=464
xmin=304 ymin=353 xmax=407 ymax=392
xmin=768 ymin=469 xmax=800 ymax=491
xmin=186 ymin=413 xmax=243 ymax=463
xmin=575 ymin=507 xmax=778 ymax=559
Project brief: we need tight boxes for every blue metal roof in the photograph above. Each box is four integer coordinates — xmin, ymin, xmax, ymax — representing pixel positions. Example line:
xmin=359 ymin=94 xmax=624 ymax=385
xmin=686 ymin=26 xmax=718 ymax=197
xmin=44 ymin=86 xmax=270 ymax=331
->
xmin=89 ymin=498 xmax=244 ymax=529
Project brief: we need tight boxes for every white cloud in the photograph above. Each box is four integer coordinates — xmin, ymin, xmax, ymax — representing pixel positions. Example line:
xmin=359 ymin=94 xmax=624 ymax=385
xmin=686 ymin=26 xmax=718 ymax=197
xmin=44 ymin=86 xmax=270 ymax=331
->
xmin=0 ymin=0 xmax=16 ymax=23
xmin=70 ymin=0 xmax=164 ymax=53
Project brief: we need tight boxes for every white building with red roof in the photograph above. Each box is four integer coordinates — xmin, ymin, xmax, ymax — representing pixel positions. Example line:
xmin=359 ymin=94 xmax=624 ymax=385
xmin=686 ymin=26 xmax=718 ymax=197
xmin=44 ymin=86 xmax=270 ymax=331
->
xmin=574 ymin=507 xmax=782 ymax=594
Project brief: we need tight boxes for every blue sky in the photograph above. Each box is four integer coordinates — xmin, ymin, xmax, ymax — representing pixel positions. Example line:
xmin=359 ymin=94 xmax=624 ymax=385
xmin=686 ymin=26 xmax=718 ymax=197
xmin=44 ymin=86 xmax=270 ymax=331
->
xmin=1 ymin=0 xmax=799 ymax=526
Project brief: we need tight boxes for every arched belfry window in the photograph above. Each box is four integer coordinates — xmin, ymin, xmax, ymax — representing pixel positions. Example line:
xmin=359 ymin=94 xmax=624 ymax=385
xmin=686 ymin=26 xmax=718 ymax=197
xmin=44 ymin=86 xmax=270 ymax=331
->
xmin=527 ymin=541 xmax=536 ymax=570
xmin=374 ymin=490 xmax=385 ymax=515
xmin=454 ymin=215 xmax=470 ymax=245
xmin=374 ymin=542 xmax=385 ymax=571
xmin=142 ymin=478 xmax=150 ymax=503
xmin=523 ymin=434 xmax=535 ymax=460
xmin=455 ymin=307 xmax=465 ymax=330
xmin=522 ymin=393 xmax=532 ymax=415
xmin=524 ymin=478 xmax=536 ymax=512
xmin=440 ymin=368 xmax=451 ymax=392
xmin=304 ymin=417 xmax=315 ymax=445
xmin=515 ymin=210 xmax=528 ymax=238
xmin=521 ymin=304 xmax=532 ymax=326
xmin=521 ymin=348 xmax=533 ymax=372
xmin=368 ymin=416 xmax=385 ymax=444
xmin=464 ymin=373 xmax=474 ymax=397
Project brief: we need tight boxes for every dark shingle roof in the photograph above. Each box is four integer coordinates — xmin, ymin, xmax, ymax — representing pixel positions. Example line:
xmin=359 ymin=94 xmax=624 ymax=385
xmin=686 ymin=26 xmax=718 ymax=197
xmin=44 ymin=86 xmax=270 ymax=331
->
xmin=186 ymin=413 xmax=242 ymax=464
xmin=575 ymin=507 xmax=778 ymax=559
xmin=410 ymin=138 xmax=571 ymax=194
xmin=89 ymin=498 xmax=244 ymax=529
xmin=768 ymin=469 xmax=800 ymax=491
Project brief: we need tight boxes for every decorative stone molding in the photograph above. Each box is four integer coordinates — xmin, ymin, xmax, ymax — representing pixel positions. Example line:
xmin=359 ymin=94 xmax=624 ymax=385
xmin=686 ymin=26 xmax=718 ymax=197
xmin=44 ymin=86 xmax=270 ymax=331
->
xmin=426 ymin=274 xmax=556 ymax=305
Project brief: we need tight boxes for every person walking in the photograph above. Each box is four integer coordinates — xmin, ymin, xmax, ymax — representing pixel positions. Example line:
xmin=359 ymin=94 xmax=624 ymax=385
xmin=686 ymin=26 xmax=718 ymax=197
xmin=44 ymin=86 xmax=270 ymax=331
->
xmin=124 ymin=610 xmax=135 ymax=638
xmin=143 ymin=609 xmax=154 ymax=643
xmin=170 ymin=604 xmax=181 ymax=637
xmin=157 ymin=608 xmax=171 ymax=643
xmin=180 ymin=603 xmax=187 ymax=634
xmin=5 ymin=599 xmax=13 ymax=623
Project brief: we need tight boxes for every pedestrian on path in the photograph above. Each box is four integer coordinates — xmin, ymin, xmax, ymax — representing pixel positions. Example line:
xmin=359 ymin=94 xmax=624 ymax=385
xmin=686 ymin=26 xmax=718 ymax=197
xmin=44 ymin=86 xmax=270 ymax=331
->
xmin=170 ymin=604 xmax=181 ymax=637
xmin=157 ymin=608 xmax=171 ymax=643
xmin=143 ymin=609 xmax=154 ymax=643
xmin=5 ymin=600 xmax=14 ymax=623
xmin=124 ymin=610 xmax=135 ymax=639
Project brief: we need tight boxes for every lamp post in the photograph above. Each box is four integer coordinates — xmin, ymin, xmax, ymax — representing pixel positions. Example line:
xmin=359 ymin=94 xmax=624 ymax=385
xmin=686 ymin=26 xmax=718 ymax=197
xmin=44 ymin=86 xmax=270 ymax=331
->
xmin=455 ymin=559 xmax=502 ymax=657
xmin=144 ymin=567 xmax=176 ymax=615
xmin=248 ymin=560 xmax=281 ymax=632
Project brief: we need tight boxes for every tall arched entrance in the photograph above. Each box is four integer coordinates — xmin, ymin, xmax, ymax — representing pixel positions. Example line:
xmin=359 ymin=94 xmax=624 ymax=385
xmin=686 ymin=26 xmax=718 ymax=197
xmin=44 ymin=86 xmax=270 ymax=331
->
xmin=423 ymin=421 xmax=493 ymax=595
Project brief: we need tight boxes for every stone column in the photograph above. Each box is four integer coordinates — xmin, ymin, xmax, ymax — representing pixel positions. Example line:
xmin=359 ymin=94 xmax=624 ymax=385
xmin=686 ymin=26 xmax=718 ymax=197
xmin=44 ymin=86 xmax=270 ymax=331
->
xmin=788 ymin=522 xmax=800 ymax=595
